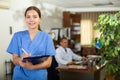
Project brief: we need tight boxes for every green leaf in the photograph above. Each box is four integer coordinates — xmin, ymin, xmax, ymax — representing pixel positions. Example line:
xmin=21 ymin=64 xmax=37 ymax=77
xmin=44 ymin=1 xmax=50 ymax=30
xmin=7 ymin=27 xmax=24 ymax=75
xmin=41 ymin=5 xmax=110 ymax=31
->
xmin=93 ymin=11 xmax=120 ymax=75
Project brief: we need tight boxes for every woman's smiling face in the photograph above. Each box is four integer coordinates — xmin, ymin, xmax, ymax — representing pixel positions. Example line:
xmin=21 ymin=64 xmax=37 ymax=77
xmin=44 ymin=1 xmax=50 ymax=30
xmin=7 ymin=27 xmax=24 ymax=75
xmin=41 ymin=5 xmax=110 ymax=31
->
xmin=25 ymin=10 xmax=41 ymax=30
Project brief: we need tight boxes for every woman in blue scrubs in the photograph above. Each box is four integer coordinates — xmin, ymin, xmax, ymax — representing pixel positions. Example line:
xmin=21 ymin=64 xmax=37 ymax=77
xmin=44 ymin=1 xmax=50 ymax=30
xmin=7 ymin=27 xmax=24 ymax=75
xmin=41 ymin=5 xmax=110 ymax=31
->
xmin=7 ymin=6 xmax=55 ymax=80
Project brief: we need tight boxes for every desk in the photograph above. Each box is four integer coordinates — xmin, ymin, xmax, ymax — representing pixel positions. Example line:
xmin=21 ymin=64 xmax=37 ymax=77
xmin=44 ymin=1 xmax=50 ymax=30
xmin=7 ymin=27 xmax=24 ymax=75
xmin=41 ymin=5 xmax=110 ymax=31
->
xmin=56 ymin=65 xmax=105 ymax=80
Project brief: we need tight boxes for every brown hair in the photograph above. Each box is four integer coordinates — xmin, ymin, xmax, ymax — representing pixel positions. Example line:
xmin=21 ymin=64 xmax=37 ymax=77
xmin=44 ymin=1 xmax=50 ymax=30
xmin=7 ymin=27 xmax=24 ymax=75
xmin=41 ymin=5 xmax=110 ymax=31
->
xmin=59 ymin=37 xmax=68 ymax=44
xmin=24 ymin=6 xmax=41 ymax=30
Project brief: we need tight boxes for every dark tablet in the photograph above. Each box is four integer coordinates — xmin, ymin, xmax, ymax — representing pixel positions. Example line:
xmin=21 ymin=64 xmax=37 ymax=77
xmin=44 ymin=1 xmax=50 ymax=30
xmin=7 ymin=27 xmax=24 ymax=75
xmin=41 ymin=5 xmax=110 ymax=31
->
xmin=22 ymin=55 xmax=50 ymax=65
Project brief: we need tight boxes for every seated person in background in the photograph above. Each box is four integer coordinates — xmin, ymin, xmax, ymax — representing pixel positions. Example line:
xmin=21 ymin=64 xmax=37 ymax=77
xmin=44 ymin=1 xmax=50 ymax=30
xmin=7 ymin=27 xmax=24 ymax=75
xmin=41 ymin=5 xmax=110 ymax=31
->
xmin=55 ymin=37 xmax=85 ymax=66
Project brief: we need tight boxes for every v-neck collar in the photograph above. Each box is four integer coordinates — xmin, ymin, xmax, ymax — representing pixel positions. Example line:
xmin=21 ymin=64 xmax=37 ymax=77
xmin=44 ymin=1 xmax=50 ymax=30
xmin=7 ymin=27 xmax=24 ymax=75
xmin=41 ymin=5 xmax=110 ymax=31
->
xmin=27 ymin=30 xmax=40 ymax=42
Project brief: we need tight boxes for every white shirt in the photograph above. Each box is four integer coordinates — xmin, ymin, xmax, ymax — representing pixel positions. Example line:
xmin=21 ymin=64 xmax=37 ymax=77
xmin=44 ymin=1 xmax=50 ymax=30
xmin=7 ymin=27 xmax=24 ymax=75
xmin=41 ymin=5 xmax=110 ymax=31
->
xmin=55 ymin=46 xmax=82 ymax=66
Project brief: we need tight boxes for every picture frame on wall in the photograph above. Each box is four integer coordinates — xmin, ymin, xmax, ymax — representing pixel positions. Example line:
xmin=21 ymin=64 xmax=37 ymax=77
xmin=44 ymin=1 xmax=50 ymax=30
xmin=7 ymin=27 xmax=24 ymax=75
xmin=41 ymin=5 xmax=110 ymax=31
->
xmin=50 ymin=28 xmax=71 ymax=41
xmin=50 ymin=28 xmax=60 ymax=41
xmin=62 ymin=28 xmax=71 ymax=39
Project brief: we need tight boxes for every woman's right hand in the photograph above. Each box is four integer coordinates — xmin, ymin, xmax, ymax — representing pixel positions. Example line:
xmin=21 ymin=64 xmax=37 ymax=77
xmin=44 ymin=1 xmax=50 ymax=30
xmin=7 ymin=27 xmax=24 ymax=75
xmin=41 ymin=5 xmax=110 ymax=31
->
xmin=21 ymin=53 xmax=31 ymax=59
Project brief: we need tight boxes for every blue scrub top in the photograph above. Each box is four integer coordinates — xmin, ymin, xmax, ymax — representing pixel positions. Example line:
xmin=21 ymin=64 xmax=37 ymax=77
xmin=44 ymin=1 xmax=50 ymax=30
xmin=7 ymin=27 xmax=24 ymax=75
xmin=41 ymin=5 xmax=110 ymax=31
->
xmin=7 ymin=30 xmax=56 ymax=80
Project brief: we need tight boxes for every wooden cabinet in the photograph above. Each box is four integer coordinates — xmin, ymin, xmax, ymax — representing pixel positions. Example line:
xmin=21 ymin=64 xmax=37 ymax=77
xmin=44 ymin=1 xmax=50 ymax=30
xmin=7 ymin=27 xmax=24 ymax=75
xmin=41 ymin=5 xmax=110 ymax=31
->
xmin=71 ymin=13 xmax=81 ymax=23
xmin=63 ymin=11 xmax=81 ymax=53
xmin=63 ymin=11 xmax=71 ymax=27
xmin=63 ymin=12 xmax=81 ymax=27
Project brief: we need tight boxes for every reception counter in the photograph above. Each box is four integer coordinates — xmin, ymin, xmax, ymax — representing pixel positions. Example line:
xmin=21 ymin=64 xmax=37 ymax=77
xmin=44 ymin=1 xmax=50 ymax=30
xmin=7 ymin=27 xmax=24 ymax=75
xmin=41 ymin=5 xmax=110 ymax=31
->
xmin=56 ymin=65 xmax=105 ymax=80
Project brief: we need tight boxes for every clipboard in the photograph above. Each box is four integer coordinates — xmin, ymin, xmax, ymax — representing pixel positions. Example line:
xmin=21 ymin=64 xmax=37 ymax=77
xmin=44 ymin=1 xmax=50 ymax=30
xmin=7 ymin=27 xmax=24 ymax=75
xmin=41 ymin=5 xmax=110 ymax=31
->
xmin=22 ymin=55 xmax=50 ymax=65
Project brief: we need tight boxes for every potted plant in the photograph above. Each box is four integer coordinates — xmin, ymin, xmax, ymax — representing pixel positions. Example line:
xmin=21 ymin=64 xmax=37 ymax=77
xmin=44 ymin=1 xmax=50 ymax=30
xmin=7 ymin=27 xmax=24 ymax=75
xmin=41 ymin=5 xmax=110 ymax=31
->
xmin=94 ymin=11 xmax=120 ymax=80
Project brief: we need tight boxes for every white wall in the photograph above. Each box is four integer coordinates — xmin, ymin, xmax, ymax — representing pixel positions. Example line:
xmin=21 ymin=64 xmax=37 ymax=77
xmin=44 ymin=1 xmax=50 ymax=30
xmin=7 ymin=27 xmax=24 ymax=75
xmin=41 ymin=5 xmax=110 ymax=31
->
xmin=0 ymin=0 xmax=32 ymax=79
xmin=0 ymin=9 xmax=13 ymax=80
xmin=0 ymin=0 xmax=63 ymax=79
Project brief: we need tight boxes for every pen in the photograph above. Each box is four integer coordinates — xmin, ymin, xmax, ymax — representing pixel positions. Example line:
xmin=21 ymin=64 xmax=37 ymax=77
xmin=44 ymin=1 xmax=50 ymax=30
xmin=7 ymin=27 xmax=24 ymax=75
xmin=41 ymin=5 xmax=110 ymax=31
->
xmin=21 ymin=48 xmax=28 ymax=54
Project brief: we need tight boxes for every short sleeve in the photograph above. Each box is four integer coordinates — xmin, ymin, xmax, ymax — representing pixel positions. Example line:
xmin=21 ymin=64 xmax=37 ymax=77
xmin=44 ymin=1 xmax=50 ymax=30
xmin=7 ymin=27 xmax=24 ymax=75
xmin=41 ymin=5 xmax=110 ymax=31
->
xmin=45 ymin=35 xmax=56 ymax=56
xmin=6 ymin=33 xmax=20 ymax=55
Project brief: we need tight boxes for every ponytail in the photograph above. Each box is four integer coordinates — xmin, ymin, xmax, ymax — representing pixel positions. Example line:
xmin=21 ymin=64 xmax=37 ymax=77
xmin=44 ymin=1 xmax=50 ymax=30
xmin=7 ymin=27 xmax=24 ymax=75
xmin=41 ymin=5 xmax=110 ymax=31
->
xmin=38 ymin=24 xmax=41 ymax=31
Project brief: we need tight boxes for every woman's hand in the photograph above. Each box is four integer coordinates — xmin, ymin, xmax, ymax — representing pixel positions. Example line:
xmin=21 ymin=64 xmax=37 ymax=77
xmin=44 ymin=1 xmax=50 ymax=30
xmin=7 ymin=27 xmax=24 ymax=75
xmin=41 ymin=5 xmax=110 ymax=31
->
xmin=21 ymin=53 xmax=31 ymax=59
xmin=19 ymin=53 xmax=33 ymax=70
xmin=19 ymin=61 xmax=34 ymax=70
xmin=19 ymin=56 xmax=52 ymax=70
xmin=12 ymin=54 xmax=22 ymax=65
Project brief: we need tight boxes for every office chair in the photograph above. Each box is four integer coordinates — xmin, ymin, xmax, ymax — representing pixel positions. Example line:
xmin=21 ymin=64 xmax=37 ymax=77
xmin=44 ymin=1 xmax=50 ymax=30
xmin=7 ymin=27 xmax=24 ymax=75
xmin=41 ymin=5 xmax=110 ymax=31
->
xmin=47 ymin=56 xmax=59 ymax=80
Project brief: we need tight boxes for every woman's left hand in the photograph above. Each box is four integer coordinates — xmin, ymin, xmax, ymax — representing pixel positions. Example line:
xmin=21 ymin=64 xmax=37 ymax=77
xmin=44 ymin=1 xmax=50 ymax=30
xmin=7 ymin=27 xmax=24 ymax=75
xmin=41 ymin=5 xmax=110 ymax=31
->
xmin=19 ymin=61 xmax=34 ymax=70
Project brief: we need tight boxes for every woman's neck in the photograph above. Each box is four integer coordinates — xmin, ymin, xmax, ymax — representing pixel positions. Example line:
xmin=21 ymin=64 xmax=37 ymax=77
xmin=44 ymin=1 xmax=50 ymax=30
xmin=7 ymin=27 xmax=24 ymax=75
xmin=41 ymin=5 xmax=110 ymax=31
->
xmin=29 ymin=29 xmax=38 ymax=34
xmin=28 ymin=28 xmax=39 ymax=40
